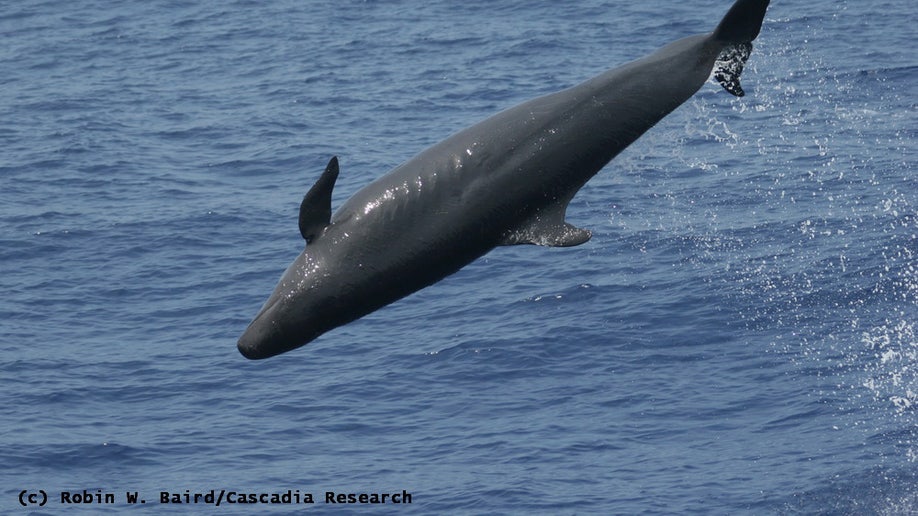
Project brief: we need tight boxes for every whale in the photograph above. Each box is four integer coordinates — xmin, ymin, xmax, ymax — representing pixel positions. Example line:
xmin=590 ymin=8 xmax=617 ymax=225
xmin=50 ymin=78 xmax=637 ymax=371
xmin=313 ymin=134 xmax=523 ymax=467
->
xmin=238 ymin=0 xmax=771 ymax=359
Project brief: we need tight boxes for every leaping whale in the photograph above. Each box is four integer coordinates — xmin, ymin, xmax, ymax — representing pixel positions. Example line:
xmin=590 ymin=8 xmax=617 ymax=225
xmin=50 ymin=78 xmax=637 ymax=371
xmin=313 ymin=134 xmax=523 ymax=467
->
xmin=238 ymin=0 xmax=772 ymax=359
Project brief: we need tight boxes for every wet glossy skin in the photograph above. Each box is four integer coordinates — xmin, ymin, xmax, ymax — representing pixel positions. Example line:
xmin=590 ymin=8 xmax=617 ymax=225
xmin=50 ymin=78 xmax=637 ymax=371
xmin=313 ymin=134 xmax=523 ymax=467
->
xmin=238 ymin=0 xmax=770 ymax=359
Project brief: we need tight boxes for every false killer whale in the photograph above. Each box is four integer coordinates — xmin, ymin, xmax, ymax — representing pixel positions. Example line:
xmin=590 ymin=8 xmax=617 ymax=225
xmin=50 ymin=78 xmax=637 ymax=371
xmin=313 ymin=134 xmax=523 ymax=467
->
xmin=238 ymin=0 xmax=772 ymax=359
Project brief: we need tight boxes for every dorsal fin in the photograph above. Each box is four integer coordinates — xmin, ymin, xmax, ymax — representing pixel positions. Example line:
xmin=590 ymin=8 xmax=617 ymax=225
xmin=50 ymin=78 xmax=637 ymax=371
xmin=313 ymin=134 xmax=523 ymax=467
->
xmin=499 ymin=191 xmax=591 ymax=248
xmin=298 ymin=156 xmax=339 ymax=243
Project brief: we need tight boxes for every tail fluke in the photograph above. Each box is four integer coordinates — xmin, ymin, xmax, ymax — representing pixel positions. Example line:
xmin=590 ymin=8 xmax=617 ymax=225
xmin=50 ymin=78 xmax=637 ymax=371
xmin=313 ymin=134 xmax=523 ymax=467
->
xmin=713 ymin=0 xmax=770 ymax=44
xmin=711 ymin=0 xmax=771 ymax=97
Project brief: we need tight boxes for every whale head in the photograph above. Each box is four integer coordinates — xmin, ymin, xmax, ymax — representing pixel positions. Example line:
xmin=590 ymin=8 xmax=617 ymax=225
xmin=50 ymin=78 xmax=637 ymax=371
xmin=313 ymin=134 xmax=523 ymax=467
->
xmin=237 ymin=295 xmax=321 ymax=360
xmin=237 ymin=251 xmax=330 ymax=360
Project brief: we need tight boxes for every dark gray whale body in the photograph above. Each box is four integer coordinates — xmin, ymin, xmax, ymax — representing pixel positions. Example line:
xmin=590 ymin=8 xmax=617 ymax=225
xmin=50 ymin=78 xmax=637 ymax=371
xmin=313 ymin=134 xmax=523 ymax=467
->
xmin=238 ymin=0 xmax=771 ymax=359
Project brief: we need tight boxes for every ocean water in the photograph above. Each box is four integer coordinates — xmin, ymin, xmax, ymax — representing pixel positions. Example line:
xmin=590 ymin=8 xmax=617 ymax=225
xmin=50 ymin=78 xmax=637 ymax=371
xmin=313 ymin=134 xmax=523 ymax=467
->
xmin=1 ymin=0 xmax=915 ymax=513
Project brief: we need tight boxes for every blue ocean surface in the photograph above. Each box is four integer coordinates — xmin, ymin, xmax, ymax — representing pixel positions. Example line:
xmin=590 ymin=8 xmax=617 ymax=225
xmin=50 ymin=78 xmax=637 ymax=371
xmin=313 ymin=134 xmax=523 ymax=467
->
xmin=1 ymin=0 xmax=915 ymax=513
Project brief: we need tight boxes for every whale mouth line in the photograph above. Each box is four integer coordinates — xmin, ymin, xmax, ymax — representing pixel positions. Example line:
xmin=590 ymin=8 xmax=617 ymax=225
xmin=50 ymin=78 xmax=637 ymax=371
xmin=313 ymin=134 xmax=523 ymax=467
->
xmin=237 ymin=338 xmax=264 ymax=360
xmin=237 ymin=297 xmax=284 ymax=360
xmin=237 ymin=295 xmax=324 ymax=360
xmin=237 ymin=324 xmax=270 ymax=360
